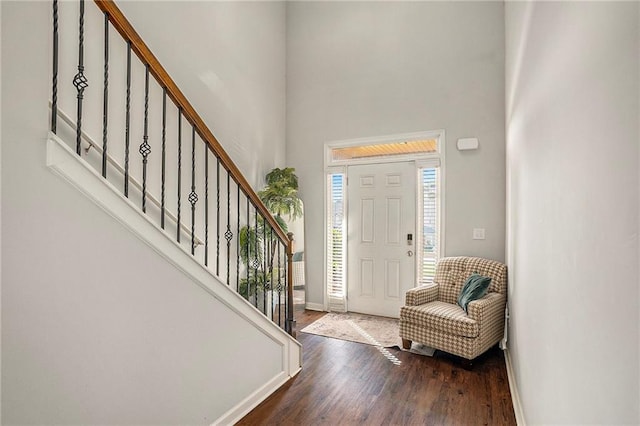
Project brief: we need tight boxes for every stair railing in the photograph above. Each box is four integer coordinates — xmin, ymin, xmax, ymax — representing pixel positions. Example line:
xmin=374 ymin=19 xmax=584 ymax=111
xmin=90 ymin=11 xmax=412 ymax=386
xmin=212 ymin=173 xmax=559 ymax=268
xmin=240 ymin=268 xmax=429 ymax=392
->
xmin=50 ymin=0 xmax=296 ymax=335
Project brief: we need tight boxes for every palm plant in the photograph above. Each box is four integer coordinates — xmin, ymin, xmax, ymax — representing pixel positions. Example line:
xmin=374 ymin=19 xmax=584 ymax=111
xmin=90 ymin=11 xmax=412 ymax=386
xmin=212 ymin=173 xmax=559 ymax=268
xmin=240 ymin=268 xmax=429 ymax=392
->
xmin=238 ymin=168 xmax=302 ymax=304
xmin=258 ymin=167 xmax=303 ymax=231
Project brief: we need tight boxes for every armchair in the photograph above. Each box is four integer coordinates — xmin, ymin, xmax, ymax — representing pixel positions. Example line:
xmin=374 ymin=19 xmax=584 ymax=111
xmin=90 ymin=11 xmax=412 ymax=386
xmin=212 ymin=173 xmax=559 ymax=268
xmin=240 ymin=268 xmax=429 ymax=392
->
xmin=399 ymin=256 xmax=507 ymax=360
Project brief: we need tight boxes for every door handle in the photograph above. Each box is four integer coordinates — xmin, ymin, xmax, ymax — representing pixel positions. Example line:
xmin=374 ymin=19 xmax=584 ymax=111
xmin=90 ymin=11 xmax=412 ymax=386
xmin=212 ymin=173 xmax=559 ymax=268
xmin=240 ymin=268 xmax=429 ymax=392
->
xmin=407 ymin=250 xmax=414 ymax=257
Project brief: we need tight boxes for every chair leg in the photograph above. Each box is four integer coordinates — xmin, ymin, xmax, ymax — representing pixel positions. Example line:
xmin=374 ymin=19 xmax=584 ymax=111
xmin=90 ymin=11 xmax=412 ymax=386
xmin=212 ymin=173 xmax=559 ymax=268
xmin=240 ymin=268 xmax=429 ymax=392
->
xmin=402 ymin=338 xmax=412 ymax=350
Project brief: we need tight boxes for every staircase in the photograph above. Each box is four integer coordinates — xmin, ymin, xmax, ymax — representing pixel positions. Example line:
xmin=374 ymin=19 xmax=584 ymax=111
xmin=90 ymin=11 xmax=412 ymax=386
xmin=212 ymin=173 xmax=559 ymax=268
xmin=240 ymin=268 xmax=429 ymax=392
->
xmin=42 ymin=0 xmax=301 ymax=423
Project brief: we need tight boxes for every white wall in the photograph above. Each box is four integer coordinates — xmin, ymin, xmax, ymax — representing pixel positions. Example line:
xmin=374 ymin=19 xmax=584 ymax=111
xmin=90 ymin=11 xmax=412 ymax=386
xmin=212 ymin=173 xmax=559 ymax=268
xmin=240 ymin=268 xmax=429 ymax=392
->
xmin=505 ymin=2 xmax=640 ymax=424
xmin=1 ymin=1 xmax=288 ymax=423
xmin=286 ymin=1 xmax=506 ymax=306
xmin=117 ymin=1 xmax=286 ymax=189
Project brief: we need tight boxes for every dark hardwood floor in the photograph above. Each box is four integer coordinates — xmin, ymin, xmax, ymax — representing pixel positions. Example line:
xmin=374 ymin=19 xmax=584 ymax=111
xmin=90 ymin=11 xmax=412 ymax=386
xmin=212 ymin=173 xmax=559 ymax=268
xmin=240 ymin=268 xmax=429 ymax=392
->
xmin=238 ymin=308 xmax=516 ymax=426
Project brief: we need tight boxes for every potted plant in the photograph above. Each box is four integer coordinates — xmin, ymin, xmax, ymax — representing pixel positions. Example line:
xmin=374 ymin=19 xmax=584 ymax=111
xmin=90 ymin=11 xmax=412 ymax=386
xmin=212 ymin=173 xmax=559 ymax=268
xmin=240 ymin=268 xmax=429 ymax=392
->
xmin=238 ymin=168 xmax=303 ymax=314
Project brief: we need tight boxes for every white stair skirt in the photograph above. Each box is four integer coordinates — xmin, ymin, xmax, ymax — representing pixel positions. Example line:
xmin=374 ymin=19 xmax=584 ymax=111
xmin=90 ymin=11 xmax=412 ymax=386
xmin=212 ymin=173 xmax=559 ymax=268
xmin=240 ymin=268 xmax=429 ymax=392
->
xmin=46 ymin=132 xmax=301 ymax=425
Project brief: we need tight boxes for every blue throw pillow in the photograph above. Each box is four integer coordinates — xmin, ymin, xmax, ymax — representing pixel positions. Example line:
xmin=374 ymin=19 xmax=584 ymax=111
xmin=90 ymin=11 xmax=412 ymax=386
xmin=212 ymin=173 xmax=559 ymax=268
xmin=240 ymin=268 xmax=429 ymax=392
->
xmin=457 ymin=273 xmax=492 ymax=314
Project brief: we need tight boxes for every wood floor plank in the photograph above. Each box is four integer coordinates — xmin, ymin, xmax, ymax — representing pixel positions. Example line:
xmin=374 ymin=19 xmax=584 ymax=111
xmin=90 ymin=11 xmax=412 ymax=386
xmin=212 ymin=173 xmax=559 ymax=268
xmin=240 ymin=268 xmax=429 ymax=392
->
xmin=237 ymin=310 xmax=516 ymax=425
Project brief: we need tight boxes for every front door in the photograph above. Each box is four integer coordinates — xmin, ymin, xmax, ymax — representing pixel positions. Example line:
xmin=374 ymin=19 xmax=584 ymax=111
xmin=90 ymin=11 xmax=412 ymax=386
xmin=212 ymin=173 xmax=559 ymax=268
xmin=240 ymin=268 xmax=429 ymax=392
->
xmin=347 ymin=162 xmax=416 ymax=318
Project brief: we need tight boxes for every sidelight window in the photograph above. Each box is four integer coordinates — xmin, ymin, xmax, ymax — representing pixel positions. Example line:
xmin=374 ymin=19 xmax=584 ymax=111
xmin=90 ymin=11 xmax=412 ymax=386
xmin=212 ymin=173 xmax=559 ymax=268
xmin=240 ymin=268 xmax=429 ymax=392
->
xmin=418 ymin=167 xmax=440 ymax=284
xmin=326 ymin=173 xmax=346 ymax=312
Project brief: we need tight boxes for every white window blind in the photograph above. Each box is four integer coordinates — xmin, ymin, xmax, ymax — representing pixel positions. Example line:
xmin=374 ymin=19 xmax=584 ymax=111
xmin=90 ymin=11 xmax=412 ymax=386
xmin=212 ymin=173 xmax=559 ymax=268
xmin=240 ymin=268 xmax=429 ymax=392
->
xmin=419 ymin=168 xmax=440 ymax=284
xmin=327 ymin=173 xmax=346 ymax=312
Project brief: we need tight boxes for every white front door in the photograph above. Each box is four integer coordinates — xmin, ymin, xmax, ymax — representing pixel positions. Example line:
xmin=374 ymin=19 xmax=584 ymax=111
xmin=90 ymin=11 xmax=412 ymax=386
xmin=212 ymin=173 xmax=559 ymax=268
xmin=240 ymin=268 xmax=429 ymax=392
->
xmin=347 ymin=162 xmax=416 ymax=318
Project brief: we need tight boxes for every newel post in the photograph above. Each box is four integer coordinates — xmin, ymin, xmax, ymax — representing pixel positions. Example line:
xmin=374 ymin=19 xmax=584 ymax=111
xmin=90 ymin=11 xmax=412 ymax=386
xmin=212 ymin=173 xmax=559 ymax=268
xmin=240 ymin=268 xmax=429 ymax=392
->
xmin=285 ymin=232 xmax=296 ymax=336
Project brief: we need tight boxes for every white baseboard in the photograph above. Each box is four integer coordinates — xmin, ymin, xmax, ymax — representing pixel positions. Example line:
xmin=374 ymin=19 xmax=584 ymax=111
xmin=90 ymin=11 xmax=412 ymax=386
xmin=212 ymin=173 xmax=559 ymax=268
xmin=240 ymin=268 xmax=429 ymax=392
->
xmin=504 ymin=349 xmax=526 ymax=426
xmin=305 ymin=302 xmax=325 ymax=311
xmin=213 ymin=371 xmax=290 ymax=426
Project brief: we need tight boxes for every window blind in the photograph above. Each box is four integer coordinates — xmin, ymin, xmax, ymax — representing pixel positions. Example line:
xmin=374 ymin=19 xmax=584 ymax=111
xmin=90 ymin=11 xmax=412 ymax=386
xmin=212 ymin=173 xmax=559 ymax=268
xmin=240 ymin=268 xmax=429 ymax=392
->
xmin=327 ymin=174 xmax=346 ymax=311
xmin=420 ymin=168 xmax=439 ymax=284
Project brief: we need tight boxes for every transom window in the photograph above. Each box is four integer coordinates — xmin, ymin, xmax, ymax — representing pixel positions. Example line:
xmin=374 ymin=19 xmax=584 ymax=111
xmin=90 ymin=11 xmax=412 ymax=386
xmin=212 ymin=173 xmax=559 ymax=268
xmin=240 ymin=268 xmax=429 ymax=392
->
xmin=330 ymin=139 xmax=437 ymax=162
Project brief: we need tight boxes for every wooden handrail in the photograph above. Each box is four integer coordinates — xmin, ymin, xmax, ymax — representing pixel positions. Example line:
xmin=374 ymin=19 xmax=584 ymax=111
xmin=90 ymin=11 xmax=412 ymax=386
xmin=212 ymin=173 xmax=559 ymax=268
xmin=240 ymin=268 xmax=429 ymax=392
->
xmin=94 ymin=0 xmax=292 ymax=250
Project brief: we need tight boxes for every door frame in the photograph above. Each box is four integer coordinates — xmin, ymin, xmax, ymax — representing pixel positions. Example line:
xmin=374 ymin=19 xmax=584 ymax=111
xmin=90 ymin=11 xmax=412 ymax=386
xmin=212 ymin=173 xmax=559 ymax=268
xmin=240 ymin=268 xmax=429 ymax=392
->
xmin=323 ymin=130 xmax=446 ymax=312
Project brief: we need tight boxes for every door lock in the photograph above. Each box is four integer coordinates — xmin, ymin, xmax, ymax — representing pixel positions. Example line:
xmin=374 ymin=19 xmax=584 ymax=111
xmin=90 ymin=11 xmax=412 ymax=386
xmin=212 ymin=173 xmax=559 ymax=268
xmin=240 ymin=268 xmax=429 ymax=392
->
xmin=407 ymin=250 xmax=414 ymax=257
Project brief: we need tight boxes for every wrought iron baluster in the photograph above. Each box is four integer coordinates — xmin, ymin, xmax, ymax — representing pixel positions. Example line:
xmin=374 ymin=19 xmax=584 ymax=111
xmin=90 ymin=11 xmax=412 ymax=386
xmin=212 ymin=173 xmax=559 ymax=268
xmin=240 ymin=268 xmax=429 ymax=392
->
xmin=189 ymin=127 xmax=198 ymax=255
xmin=284 ymin=247 xmax=288 ymax=330
xmin=254 ymin=207 xmax=258 ymax=308
xmin=263 ymin=217 xmax=267 ymax=314
xmin=236 ymin=184 xmax=240 ymax=291
xmin=101 ymin=13 xmax=109 ymax=178
xmin=73 ymin=0 xmax=89 ymax=155
xmin=225 ymin=171 xmax=232 ymax=285
xmin=51 ymin=0 xmax=58 ymax=133
xmin=270 ymin=227 xmax=275 ymax=321
xmin=204 ymin=147 xmax=209 ymax=266
xmin=277 ymin=241 xmax=282 ymax=327
xmin=246 ymin=197 xmax=250 ymax=300
xmin=161 ymin=88 xmax=166 ymax=229
xmin=177 ymin=109 xmax=182 ymax=242
xmin=139 ymin=64 xmax=151 ymax=213
xmin=216 ymin=157 xmax=220 ymax=276
xmin=124 ymin=41 xmax=131 ymax=197
xmin=216 ymin=156 xmax=220 ymax=276
xmin=285 ymin=246 xmax=289 ymax=333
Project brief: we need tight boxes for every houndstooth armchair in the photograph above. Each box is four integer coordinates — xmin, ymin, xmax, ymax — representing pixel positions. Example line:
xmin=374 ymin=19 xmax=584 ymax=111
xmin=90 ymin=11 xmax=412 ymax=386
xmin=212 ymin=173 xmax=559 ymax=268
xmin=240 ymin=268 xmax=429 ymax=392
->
xmin=399 ymin=256 xmax=507 ymax=360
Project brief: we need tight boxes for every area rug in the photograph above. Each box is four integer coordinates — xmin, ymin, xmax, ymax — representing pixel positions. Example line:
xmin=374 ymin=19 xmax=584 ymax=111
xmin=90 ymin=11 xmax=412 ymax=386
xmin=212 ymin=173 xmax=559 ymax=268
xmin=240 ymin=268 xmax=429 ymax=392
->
xmin=300 ymin=312 xmax=435 ymax=356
